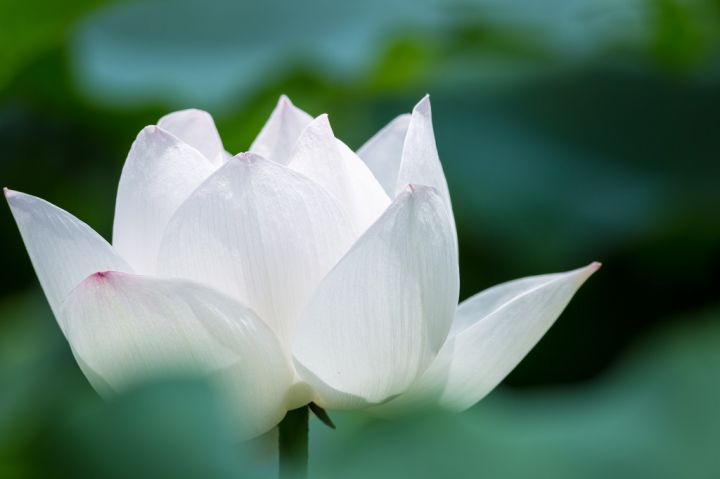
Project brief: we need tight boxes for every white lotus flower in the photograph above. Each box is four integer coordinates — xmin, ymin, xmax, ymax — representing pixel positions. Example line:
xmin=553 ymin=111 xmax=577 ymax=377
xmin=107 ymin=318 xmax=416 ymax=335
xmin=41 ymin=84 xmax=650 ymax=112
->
xmin=6 ymin=96 xmax=599 ymax=438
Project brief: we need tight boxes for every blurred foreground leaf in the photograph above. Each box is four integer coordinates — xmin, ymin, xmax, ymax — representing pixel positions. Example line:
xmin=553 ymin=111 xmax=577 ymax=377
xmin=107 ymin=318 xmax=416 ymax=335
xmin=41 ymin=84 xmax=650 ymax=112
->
xmin=54 ymin=378 xmax=275 ymax=479
xmin=2 ymin=293 xmax=718 ymax=478
xmin=312 ymin=308 xmax=720 ymax=478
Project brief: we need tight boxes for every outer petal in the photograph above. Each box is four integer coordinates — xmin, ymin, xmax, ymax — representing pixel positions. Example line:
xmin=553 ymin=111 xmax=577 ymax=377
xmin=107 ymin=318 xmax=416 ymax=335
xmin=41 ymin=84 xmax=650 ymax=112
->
xmin=157 ymin=153 xmax=357 ymax=346
xmin=396 ymin=96 xmax=452 ymax=212
xmin=358 ymin=96 xmax=455 ymax=238
xmin=112 ymin=126 xmax=216 ymax=274
xmin=358 ymin=97 xmax=451 ymax=204
xmin=5 ymin=189 xmax=131 ymax=331
xmin=375 ymin=263 xmax=600 ymax=414
xmin=158 ymin=109 xmax=226 ymax=165
xmin=293 ymin=185 xmax=459 ymax=408
xmin=250 ymin=95 xmax=313 ymax=165
xmin=61 ymin=272 xmax=294 ymax=438
xmin=287 ymin=115 xmax=390 ymax=233
xmin=356 ymin=113 xmax=411 ymax=196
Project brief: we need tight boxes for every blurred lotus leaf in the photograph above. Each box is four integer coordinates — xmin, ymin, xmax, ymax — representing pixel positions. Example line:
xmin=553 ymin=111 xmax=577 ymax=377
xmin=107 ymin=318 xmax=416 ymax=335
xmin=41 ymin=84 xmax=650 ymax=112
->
xmin=71 ymin=0 xmax=658 ymax=110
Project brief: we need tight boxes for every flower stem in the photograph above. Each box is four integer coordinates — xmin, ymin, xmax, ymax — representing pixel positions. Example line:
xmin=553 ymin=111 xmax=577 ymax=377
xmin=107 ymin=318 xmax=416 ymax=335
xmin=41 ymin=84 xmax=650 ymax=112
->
xmin=278 ymin=405 xmax=309 ymax=479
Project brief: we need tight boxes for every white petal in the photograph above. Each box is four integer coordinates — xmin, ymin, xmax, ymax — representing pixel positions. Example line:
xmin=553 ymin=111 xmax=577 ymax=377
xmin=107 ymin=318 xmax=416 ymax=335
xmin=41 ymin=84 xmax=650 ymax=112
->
xmin=61 ymin=272 xmax=293 ymax=438
xmin=375 ymin=263 xmax=601 ymax=414
xmin=112 ymin=126 xmax=216 ymax=274
xmin=293 ymin=186 xmax=459 ymax=408
xmin=358 ymin=96 xmax=455 ymax=238
xmin=5 ymin=189 xmax=131 ymax=332
xmin=288 ymin=115 xmax=390 ymax=233
xmin=293 ymin=361 xmax=371 ymax=410
xmin=157 ymin=153 xmax=357 ymax=346
xmin=158 ymin=109 xmax=226 ymax=165
xmin=356 ymin=113 xmax=411 ymax=196
xmin=397 ymin=96 xmax=454 ymax=226
xmin=358 ymin=97 xmax=451 ymax=203
xmin=250 ymin=95 xmax=313 ymax=165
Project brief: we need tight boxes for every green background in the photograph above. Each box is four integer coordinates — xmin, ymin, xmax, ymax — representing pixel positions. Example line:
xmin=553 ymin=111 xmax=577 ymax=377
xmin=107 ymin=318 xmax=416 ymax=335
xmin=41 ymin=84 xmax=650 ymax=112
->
xmin=1 ymin=0 xmax=718 ymax=477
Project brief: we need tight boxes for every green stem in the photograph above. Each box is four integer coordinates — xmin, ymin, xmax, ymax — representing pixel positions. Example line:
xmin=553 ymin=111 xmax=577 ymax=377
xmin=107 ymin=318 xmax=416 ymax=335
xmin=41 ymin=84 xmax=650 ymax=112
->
xmin=278 ymin=406 xmax=309 ymax=479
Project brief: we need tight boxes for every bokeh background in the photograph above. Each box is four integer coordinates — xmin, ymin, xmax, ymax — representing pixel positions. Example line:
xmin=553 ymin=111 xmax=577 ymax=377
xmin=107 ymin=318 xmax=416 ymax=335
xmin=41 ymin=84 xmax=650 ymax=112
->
xmin=1 ymin=0 xmax=719 ymax=477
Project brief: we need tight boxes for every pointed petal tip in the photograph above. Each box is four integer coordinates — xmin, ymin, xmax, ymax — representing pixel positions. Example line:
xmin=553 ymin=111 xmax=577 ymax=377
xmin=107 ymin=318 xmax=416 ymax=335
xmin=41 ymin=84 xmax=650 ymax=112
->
xmin=402 ymin=183 xmax=437 ymax=198
xmin=576 ymin=261 xmax=602 ymax=283
xmin=78 ymin=270 xmax=124 ymax=288
xmin=140 ymin=124 xmax=159 ymax=135
xmin=271 ymin=94 xmax=312 ymax=124
xmin=90 ymin=270 xmax=116 ymax=281
xmin=398 ymin=184 xmax=442 ymax=207
xmin=276 ymin=95 xmax=303 ymax=115
xmin=156 ymin=109 xmax=217 ymax=134
xmin=405 ymin=183 xmax=430 ymax=194
xmin=309 ymin=113 xmax=332 ymax=130
xmin=3 ymin=187 xmax=19 ymax=206
xmin=162 ymin=107 xmax=210 ymax=118
xmin=4 ymin=187 xmax=29 ymax=204
xmin=138 ymin=124 xmax=177 ymax=140
xmin=132 ymin=125 xmax=190 ymax=154
xmin=290 ymin=114 xmax=335 ymax=155
xmin=414 ymin=94 xmax=432 ymax=114
xmin=234 ymin=151 xmax=263 ymax=163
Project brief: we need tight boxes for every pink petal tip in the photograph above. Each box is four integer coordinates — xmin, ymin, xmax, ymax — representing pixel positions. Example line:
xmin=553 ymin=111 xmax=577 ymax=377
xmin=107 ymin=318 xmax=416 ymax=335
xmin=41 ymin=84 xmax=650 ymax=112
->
xmin=91 ymin=271 xmax=112 ymax=281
